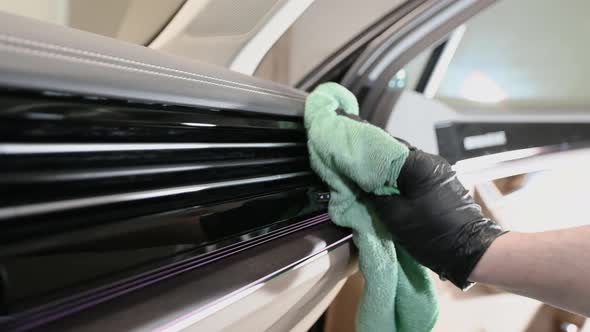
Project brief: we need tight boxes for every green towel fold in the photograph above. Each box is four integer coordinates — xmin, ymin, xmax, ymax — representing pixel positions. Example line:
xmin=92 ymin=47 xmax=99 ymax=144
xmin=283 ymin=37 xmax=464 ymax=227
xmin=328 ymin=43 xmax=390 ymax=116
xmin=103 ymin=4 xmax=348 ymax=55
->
xmin=304 ymin=82 xmax=438 ymax=332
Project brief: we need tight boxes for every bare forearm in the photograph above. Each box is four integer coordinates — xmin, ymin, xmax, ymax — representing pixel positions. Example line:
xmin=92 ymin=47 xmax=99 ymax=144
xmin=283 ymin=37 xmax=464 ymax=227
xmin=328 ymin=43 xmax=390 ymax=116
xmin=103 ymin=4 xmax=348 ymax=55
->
xmin=470 ymin=226 xmax=590 ymax=316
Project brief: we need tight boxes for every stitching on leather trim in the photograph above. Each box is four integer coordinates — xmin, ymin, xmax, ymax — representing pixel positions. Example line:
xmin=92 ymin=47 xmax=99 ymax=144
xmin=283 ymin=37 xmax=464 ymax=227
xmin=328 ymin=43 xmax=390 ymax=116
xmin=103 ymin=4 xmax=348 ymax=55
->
xmin=0 ymin=34 xmax=299 ymax=98
xmin=0 ymin=34 xmax=303 ymax=99
xmin=0 ymin=42 xmax=303 ymax=102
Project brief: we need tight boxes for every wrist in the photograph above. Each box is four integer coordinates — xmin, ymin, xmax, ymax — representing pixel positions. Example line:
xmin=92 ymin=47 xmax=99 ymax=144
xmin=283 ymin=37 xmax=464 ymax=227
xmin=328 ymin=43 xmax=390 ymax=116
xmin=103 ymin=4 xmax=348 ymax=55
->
xmin=468 ymin=231 xmax=523 ymax=284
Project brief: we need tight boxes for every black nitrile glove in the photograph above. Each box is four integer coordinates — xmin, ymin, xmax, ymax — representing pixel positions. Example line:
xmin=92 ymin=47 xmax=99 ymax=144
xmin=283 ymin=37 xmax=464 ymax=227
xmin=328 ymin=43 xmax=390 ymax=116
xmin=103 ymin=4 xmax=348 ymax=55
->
xmin=372 ymin=146 xmax=507 ymax=289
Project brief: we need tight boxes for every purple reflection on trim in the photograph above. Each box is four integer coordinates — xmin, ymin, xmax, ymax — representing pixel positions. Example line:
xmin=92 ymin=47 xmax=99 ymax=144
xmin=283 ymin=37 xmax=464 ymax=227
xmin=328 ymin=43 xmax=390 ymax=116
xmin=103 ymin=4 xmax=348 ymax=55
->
xmin=11 ymin=213 xmax=332 ymax=332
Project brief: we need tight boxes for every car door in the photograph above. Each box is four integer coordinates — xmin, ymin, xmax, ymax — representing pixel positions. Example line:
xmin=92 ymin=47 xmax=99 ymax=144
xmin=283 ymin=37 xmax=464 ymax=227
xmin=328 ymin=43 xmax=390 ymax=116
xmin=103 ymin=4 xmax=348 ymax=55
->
xmin=5 ymin=1 xmax=588 ymax=331
xmin=0 ymin=8 xmax=359 ymax=332
xmin=1 ymin=0 xmax=423 ymax=330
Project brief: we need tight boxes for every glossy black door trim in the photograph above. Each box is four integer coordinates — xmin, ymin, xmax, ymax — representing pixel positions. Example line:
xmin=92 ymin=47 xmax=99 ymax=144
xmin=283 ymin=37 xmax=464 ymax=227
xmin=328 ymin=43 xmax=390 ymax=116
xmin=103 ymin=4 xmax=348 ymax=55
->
xmin=0 ymin=90 xmax=315 ymax=230
xmin=1 ymin=157 xmax=304 ymax=183
xmin=2 ymin=181 xmax=330 ymax=315
xmin=0 ymin=171 xmax=311 ymax=220
xmin=0 ymin=87 xmax=331 ymax=320
xmin=153 ymin=228 xmax=353 ymax=332
xmin=42 ymin=221 xmax=351 ymax=332
xmin=0 ymin=186 xmax=325 ymax=257
xmin=2 ymin=214 xmax=338 ymax=332
xmin=0 ymin=90 xmax=304 ymax=146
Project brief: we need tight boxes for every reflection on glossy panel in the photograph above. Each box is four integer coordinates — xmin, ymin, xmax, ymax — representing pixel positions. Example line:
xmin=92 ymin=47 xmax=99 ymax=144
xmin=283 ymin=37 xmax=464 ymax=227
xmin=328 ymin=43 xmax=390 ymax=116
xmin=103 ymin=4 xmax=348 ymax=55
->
xmin=0 ymin=89 xmax=330 ymax=331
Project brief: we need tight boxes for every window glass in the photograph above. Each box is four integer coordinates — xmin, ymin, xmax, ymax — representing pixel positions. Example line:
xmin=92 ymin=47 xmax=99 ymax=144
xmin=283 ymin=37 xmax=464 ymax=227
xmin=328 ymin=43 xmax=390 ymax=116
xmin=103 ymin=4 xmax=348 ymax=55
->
xmin=435 ymin=0 xmax=590 ymax=111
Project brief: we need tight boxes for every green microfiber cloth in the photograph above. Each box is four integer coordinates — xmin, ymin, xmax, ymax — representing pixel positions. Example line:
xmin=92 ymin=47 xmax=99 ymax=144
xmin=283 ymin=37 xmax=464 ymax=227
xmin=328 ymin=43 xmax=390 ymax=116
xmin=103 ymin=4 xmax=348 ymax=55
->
xmin=305 ymin=82 xmax=438 ymax=332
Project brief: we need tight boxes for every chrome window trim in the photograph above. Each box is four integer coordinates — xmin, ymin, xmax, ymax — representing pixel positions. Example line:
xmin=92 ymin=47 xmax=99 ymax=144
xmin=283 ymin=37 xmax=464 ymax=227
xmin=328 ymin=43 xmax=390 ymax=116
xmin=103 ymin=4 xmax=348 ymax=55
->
xmin=0 ymin=142 xmax=303 ymax=154
xmin=0 ymin=171 xmax=311 ymax=219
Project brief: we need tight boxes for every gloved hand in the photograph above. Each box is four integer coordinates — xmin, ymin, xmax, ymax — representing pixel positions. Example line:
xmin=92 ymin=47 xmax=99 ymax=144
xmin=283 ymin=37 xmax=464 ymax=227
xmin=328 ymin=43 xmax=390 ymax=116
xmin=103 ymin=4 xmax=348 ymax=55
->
xmin=371 ymin=145 xmax=507 ymax=289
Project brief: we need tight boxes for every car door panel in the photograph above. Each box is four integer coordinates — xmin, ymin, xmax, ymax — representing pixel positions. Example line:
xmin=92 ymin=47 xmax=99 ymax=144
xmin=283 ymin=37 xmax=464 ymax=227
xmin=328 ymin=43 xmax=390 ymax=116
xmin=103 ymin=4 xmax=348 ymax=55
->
xmin=0 ymin=11 xmax=354 ymax=332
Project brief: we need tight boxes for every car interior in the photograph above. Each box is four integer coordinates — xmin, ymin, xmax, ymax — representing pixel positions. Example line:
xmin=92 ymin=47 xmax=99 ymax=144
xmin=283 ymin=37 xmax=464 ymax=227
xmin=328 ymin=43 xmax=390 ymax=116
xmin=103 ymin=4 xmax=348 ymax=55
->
xmin=1 ymin=0 xmax=589 ymax=331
